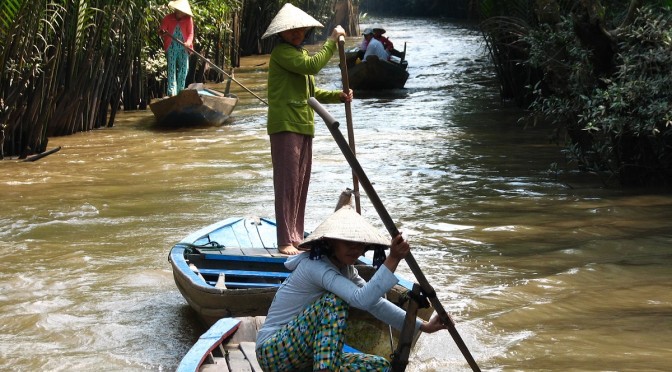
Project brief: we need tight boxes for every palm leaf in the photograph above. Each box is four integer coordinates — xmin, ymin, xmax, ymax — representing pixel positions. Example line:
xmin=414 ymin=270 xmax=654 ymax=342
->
xmin=0 ymin=0 xmax=25 ymax=39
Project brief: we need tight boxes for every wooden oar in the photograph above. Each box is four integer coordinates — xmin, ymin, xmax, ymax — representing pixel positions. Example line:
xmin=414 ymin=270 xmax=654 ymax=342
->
xmin=337 ymin=35 xmax=361 ymax=214
xmin=338 ymin=35 xmax=394 ymax=354
xmin=161 ymin=31 xmax=268 ymax=105
xmin=307 ymin=97 xmax=481 ymax=372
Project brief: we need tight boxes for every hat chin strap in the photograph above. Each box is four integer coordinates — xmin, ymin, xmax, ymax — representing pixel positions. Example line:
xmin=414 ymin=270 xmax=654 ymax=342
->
xmin=309 ymin=244 xmax=323 ymax=261
xmin=372 ymin=246 xmax=387 ymax=269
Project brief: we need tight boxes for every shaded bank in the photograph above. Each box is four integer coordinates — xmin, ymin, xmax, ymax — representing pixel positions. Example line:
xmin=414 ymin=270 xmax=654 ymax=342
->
xmin=479 ymin=0 xmax=672 ymax=186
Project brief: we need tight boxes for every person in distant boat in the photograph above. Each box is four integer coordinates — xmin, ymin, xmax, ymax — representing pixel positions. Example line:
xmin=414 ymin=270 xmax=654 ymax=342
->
xmin=261 ymin=3 xmax=353 ymax=256
xmin=356 ymin=28 xmax=374 ymax=60
xmin=255 ymin=205 xmax=447 ymax=371
xmin=372 ymin=26 xmax=404 ymax=59
xmin=159 ymin=0 xmax=194 ymax=97
xmin=363 ymin=34 xmax=391 ymax=61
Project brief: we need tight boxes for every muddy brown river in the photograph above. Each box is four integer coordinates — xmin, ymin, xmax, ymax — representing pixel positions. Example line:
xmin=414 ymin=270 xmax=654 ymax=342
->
xmin=1 ymin=16 xmax=671 ymax=371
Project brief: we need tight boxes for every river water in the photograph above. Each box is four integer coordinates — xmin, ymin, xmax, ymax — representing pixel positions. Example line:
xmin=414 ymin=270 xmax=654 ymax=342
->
xmin=2 ymin=17 xmax=671 ymax=371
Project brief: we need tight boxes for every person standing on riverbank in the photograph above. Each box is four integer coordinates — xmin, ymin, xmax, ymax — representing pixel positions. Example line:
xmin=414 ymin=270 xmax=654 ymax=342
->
xmin=261 ymin=3 xmax=353 ymax=255
xmin=159 ymin=0 xmax=194 ymax=97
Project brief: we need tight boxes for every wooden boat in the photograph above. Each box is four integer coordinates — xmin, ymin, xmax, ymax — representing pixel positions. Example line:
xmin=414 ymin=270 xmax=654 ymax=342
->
xmin=345 ymin=45 xmax=409 ymax=90
xmin=176 ymin=317 xmax=261 ymax=372
xmin=150 ymin=83 xmax=238 ymax=127
xmin=176 ymin=316 xmax=363 ymax=372
xmin=169 ymin=214 xmax=434 ymax=356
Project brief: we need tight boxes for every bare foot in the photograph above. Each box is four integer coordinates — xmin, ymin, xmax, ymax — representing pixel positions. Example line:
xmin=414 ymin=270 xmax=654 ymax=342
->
xmin=278 ymin=245 xmax=300 ymax=255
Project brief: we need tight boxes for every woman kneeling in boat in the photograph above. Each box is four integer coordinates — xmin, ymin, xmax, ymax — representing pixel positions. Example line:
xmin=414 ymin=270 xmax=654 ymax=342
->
xmin=255 ymin=205 xmax=447 ymax=371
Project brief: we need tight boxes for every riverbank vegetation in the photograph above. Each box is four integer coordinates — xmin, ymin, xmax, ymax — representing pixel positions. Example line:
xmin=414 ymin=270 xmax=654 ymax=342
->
xmin=0 ymin=0 xmax=349 ymax=160
xmin=480 ymin=0 xmax=672 ymax=186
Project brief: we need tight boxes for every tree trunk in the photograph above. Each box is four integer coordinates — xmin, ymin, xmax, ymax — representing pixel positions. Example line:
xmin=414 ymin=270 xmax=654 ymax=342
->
xmin=572 ymin=0 xmax=617 ymax=77
xmin=328 ymin=0 xmax=359 ymax=37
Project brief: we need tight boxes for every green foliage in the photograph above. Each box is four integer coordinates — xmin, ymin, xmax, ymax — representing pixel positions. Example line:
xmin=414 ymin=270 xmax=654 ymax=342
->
xmin=526 ymin=5 xmax=672 ymax=186
xmin=193 ymin=0 xmax=239 ymax=41
xmin=0 ymin=0 xmax=23 ymax=39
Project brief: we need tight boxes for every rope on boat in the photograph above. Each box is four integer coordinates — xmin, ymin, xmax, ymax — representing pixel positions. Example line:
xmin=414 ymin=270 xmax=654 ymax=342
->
xmin=173 ymin=241 xmax=226 ymax=254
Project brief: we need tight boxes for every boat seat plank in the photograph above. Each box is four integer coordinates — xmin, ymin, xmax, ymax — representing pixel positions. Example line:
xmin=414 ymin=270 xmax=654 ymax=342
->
xmin=240 ymin=342 xmax=263 ymax=372
xmin=229 ymin=316 xmax=265 ymax=346
xmin=203 ymin=253 xmax=287 ymax=265
xmin=240 ymin=248 xmax=273 ymax=256
xmin=200 ymin=357 xmax=228 ymax=371
xmin=205 ymin=281 xmax=282 ymax=288
xmin=254 ymin=316 xmax=266 ymax=329
xmin=265 ymin=248 xmax=285 ymax=257
xmin=227 ymin=349 xmax=253 ymax=372
xmin=197 ymin=268 xmax=290 ymax=280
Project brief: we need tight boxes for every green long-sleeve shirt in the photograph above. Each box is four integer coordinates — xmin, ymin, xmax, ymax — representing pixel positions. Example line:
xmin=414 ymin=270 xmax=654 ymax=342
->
xmin=266 ymin=39 xmax=342 ymax=136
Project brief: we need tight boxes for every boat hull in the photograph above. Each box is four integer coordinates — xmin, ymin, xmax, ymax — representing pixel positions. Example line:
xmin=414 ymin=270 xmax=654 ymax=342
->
xmin=346 ymin=53 xmax=409 ymax=90
xmin=150 ymin=88 xmax=238 ymax=127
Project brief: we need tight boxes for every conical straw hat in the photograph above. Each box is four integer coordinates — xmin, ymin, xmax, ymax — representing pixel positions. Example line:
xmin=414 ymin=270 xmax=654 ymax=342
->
xmin=168 ymin=0 xmax=193 ymax=17
xmin=298 ymin=205 xmax=390 ymax=249
xmin=261 ymin=3 xmax=323 ymax=39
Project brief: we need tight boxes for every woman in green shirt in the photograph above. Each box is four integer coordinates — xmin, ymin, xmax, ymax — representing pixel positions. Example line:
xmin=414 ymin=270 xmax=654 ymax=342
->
xmin=261 ymin=4 xmax=353 ymax=255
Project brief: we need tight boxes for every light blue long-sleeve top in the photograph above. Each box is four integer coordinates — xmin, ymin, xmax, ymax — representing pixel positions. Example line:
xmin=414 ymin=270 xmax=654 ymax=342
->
xmin=256 ymin=252 xmax=422 ymax=348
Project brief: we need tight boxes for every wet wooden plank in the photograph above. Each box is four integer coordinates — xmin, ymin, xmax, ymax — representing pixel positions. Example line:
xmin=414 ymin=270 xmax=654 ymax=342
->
xmin=228 ymin=316 xmax=264 ymax=346
xmin=200 ymin=357 xmax=228 ymax=371
xmin=240 ymin=342 xmax=263 ymax=372
xmin=227 ymin=348 xmax=252 ymax=372
xmin=265 ymin=248 xmax=284 ymax=257
xmin=241 ymin=248 xmax=272 ymax=257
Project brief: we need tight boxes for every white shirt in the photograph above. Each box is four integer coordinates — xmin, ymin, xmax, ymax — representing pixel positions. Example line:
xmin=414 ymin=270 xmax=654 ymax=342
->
xmin=363 ymin=38 xmax=390 ymax=61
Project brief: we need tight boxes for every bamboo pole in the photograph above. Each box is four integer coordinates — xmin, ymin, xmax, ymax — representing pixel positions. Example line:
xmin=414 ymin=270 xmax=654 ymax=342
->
xmin=308 ymin=97 xmax=481 ymax=372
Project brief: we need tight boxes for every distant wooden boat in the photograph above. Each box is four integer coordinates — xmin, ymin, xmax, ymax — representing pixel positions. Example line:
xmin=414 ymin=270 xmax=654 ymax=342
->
xmin=345 ymin=45 xmax=409 ymax=90
xmin=177 ymin=316 xmax=363 ymax=372
xmin=150 ymin=83 xmax=238 ymax=127
xmin=169 ymin=215 xmax=434 ymax=356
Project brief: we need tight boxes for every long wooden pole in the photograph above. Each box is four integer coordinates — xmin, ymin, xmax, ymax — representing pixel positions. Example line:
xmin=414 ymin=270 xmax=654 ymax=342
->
xmin=336 ymin=36 xmax=361 ymax=214
xmin=308 ymin=97 xmax=481 ymax=372
xmin=161 ymin=31 xmax=268 ymax=105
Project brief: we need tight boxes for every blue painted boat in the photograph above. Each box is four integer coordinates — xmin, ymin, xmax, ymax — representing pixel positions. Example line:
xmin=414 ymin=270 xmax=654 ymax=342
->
xmin=169 ymin=214 xmax=434 ymax=356
xmin=169 ymin=217 xmax=290 ymax=327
